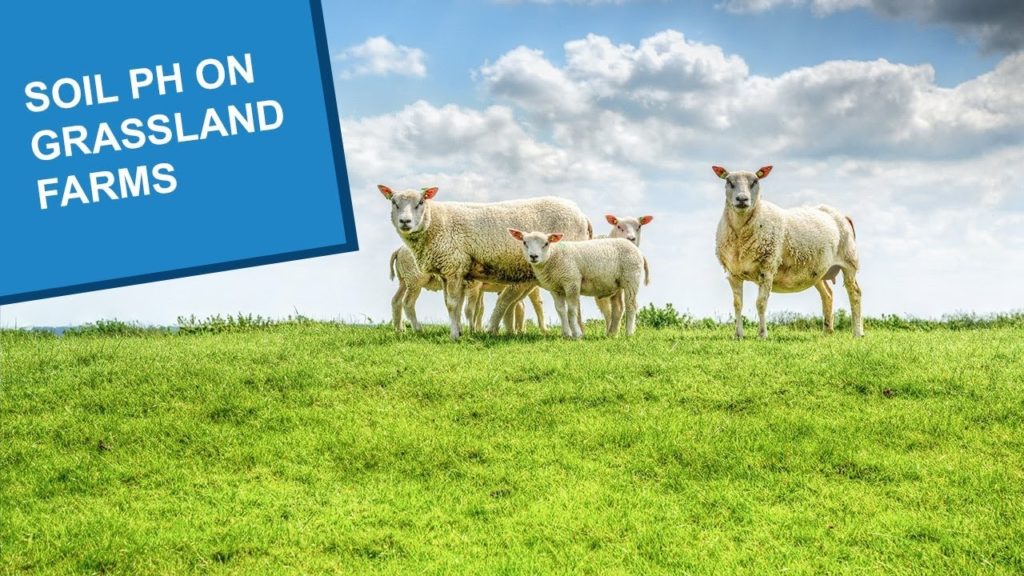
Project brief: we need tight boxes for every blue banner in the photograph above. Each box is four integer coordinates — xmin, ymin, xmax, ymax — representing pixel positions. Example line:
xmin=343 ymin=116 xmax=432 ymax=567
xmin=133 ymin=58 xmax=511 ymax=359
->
xmin=0 ymin=0 xmax=357 ymax=305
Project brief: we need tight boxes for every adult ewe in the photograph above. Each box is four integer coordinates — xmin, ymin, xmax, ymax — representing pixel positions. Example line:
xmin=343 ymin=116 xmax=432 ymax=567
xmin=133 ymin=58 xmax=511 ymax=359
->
xmin=379 ymin=185 xmax=591 ymax=340
xmin=712 ymin=165 xmax=862 ymax=339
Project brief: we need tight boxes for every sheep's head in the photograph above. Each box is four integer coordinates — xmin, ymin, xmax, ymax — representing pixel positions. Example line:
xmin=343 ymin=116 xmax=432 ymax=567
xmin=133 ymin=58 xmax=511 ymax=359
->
xmin=509 ymin=229 xmax=562 ymax=265
xmin=378 ymin=185 xmax=438 ymax=236
xmin=712 ymin=166 xmax=772 ymax=212
xmin=606 ymin=214 xmax=653 ymax=246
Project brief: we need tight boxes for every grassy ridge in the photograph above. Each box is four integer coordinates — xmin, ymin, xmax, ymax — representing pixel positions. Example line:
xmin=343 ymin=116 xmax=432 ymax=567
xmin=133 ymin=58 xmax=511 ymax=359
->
xmin=2 ymin=323 xmax=1023 ymax=574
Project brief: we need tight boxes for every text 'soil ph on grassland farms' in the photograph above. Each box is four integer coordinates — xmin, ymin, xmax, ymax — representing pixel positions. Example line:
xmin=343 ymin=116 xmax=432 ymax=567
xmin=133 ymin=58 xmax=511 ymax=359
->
xmin=24 ymin=54 xmax=284 ymax=210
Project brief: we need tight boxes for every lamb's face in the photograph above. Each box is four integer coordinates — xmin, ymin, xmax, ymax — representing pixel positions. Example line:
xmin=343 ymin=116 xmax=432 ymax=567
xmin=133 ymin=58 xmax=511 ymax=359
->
xmin=378 ymin=185 xmax=437 ymax=236
xmin=606 ymin=214 xmax=653 ymax=246
xmin=712 ymin=166 xmax=773 ymax=213
xmin=508 ymin=229 xmax=563 ymax=265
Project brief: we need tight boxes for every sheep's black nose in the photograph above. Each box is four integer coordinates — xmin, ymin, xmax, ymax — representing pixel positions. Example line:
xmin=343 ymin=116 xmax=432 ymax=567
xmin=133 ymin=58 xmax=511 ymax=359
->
xmin=399 ymin=218 xmax=412 ymax=225
xmin=530 ymin=255 xmax=538 ymax=262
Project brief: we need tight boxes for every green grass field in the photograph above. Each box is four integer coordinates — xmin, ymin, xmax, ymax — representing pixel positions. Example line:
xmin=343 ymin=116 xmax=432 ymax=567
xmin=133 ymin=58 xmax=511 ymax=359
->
xmin=2 ymin=319 xmax=1023 ymax=574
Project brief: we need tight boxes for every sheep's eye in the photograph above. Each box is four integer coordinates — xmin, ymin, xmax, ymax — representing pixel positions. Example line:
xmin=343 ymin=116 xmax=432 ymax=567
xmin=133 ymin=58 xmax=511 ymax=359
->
xmin=751 ymin=179 xmax=758 ymax=186
xmin=543 ymin=242 xmax=549 ymax=248
xmin=728 ymin=181 xmax=735 ymax=188
xmin=416 ymin=201 xmax=423 ymax=208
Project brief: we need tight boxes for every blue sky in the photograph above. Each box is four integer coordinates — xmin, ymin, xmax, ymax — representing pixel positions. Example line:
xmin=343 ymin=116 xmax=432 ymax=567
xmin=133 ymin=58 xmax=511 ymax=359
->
xmin=5 ymin=0 xmax=1023 ymax=327
xmin=323 ymin=0 xmax=1001 ymax=118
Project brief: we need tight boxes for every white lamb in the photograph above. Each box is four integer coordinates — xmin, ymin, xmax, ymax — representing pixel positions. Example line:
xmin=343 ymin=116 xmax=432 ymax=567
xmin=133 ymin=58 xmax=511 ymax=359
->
xmin=508 ymin=229 xmax=649 ymax=338
xmin=595 ymin=214 xmax=653 ymax=332
xmin=380 ymin=185 xmax=592 ymax=340
xmin=712 ymin=165 xmax=863 ymax=339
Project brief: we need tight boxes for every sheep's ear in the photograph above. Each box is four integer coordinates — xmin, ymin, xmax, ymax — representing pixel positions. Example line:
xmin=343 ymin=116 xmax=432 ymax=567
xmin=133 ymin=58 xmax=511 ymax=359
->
xmin=548 ymin=233 xmax=564 ymax=244
xmin=508 ymin=228 xmax=524 ymax=241
xmin=755 ymin=166 xmax=773 ymax=179
xmin=378 ymin=185 xmax=394 ymax=199
xmin=639 ymin=215 xmax=654 ymax=226
xmin=421 ymin=187 xmax=439 ymax=200
xmin=712 ymin=166 xmax=729 ymax=179
xmin=605 ymin=214 xmax=618 ymax=225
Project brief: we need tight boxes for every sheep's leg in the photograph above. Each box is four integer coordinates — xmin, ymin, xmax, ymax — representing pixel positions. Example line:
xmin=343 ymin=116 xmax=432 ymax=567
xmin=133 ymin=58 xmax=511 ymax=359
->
xmin=596 ymin=296 xmax=612 ymax=333
xmin=565 ymin=285 xmax=584 ymax=339
xmin=488 ymin=284 xmax=531 ymax=334
xmin=474 ymin=292 xmax=485 ymax=332
xmin=551 ymin=292 xmax=572 ymax=338
xmin=403 ymin=286 xmax=423 ymax=332
xmin=815 ymin=279 xmax=834 ymax=334
xmin=607 ymin=291 xmax=624 ymax=336
xmin=502 ymin=303 xmax=516 ymax=333
xmin=464 ymin=283 xmax=480 ymax=331
xmin=442 ymin=279 xmax=466 ymax=340
xmin=615 ymin=291 xmax=626 ymax=335
xmin=528 ymin=288 xmax=547 ymax=333
xmin=514 ymin=301 xmax=526 ymax=333
xmin=623 ymin=287 xmax=639 ymax=336
xmin=729 ymin=275 xmax=745 ymax=340
xmin=392 ymin=282 xmax=407 ymax=332
xmin=843 ymin=268 xmax=864 ymax=338
xmin=756 ymin=276 xmax=773 ymax=339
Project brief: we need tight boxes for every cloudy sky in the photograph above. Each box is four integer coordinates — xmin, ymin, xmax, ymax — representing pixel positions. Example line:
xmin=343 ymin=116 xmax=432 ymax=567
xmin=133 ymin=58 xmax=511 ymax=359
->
xmin=5 ymin=0 xmax=1023 ymax=327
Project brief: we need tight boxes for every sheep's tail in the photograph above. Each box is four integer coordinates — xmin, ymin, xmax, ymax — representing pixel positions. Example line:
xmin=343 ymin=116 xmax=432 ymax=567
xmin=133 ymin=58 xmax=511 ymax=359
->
xmin=845 ymin=216 xmax=857 ymax=240
xmin=643 ymin=256 xmax=651 ymax=286
xmin=389 ymin=249 xmax=399 ymax=281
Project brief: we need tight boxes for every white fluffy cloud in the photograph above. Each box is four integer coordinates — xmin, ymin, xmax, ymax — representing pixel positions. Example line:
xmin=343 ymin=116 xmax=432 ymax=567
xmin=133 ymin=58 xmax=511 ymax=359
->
xmin=721 ymin=0 xmax=1024 ymax=52
xmin=342 ymin=100 xmax=646 ymax=206
xmin=480 ymin=31 xmax=1024 ymax=162
xmin=335 ymin=36 xmax=427 ymax=79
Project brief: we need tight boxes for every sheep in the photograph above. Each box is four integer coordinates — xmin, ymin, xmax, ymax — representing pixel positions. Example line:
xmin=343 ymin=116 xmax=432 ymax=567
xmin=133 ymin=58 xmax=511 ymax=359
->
xmin=508 ymin=229 xmax=649 ymax=338
xmin=379 ymin=185 xmax=592 ymax=340
xmin=595 ymin=214 xmax=653 ymax=332
xmin=465 ymin=282 xmax=546 ymax=334
xmin=389 ymin=245 xmax=440 ymax=332
xmin=712 ymin=165 xmax=863 ymax=339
